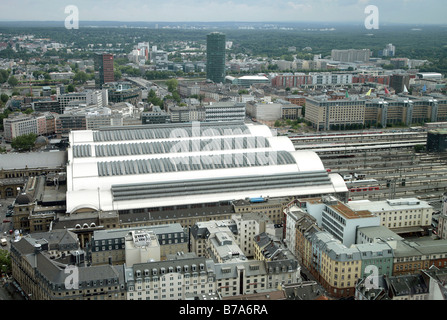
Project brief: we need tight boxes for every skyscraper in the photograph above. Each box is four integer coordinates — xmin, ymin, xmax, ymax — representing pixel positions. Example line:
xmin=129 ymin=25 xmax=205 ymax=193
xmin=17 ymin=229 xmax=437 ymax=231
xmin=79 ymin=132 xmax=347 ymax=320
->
xmin=206 ymin=32 xmax=226 ymax=83
xmin=94 ymin=53 xmax=115 ymax=88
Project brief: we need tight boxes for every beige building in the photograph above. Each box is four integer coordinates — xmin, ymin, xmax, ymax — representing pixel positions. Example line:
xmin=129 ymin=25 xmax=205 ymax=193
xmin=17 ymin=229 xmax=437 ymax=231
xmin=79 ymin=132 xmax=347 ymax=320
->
xmin=304 ymin=96 xmax=366 ymax=131
xmin=232 ymin=197 xmax=290 ymax=225
xmin=348 ymin=198 xmax=433 ymax=235
xmin=124 ymin=230 xmax=160 ymax=267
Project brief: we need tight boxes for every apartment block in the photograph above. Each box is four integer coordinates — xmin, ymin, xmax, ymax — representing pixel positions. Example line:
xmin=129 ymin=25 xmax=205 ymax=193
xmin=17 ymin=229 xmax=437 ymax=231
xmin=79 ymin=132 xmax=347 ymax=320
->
xmin=298 ymin=196 xmax=380 ymax=247
xmin=348 ymin=198 xmax=433 ymax=234
xmin=91 ymin=224 xmax=188 ymax=265
xmin=10 ymin=231 xmax=126 ymax=300
xmin=3 ymin=113 xmax=47 ymax=142
xmin=125 ymin=253 xmax=216 ymax=300
xmin=304 ymin=96 xmax=366 ymax=131
xmin=204 ymin=101 xmax=246 ymax=122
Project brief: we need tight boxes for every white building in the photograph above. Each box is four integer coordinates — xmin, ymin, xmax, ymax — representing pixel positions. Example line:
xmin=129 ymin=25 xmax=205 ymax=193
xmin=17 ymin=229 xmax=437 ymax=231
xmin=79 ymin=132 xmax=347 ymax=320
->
xmin=300 ymin=195 xmax=380 ymax=247
xmin=284 ymin=205 xmax=308 ymax=256
xmin=66 ymin=122 xmax=348 ymax=214
xmin=204 ymin=101 xmax=246 ymax=122
xmin=3 ymin=114 xmax=47 ymax=142
xmin=125 ymin=230 xmax=160 ymax=267
xmin=231 ymin=212 xmax=274 ymax=257
xmin=348 ymin=198 xmax=433 ymax=233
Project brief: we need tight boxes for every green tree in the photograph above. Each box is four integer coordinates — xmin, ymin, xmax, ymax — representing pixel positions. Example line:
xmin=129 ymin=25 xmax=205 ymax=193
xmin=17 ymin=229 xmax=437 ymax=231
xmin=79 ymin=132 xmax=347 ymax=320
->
xmin=165 ymin=79 xmax=178 ymax=93
xmin=67 ymin=84 xmax=75 ymax=92
xmin=0 ymin=69 xmax=10 ymax=83
xmin=11 ymin=133 xmax=37 ymax=152
xmin=274 ymin=120 xmax=282 ymax=127
xmin=73 ymin=71 xmax=88 ymax=84
xmin=7 ymin=76 xmax=18 ymax=87
xmin=0 ymin=249 xmax=11 ymax=275
xmin=0 ymin=93 xmax=8 ymax=103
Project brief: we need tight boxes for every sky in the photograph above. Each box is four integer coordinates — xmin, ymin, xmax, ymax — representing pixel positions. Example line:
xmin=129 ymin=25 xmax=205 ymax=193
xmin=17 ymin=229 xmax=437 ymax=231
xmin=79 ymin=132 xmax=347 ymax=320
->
xmin=0 ymin=0 xmax=445 ymax=25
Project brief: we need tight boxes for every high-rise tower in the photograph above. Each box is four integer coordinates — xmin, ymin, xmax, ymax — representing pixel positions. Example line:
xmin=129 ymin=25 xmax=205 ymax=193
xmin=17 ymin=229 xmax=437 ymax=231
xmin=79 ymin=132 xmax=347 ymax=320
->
xmin=94 ymin=53 xmax=114 ymax=88
xmin=206 ymin=32 xmax=226 ymax=84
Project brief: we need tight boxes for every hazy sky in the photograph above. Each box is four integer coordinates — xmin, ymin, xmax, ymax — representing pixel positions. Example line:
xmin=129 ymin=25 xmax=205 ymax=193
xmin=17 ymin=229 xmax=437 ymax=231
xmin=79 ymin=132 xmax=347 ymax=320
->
xmin=0 ymin=0 xmax=444 ymax=25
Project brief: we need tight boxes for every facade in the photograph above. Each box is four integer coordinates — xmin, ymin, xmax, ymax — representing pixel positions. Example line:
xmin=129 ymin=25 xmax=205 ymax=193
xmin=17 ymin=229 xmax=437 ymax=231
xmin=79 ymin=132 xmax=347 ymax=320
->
xmin=298 ymin=196 xmax=380 ymax=247
xmin=168 ymin=106 xmax=206 ymax=123
xmin=3 ymin=114 xmax=47 ymax=142
xmin=204 ymin=101 xmax=246 ymax=122
xmin=348 ymin=198 xmax=433 ymax=235
xmin=206 ymin=32 xmax=226 ymax=83
xmin=310 ymin=73 xmax=353 ymax=86
xmin=32 ymin=100 xmax=63 ymax=114
xmin=190 ymin=219 xmax=237 ymax=258
xmin=105 ymin=82 xmax=142 ymax=105
xmin=10 ymin=231 xmax=126 ymax=300
xmin=0 ymin=151 xmax=66 ymax=200
xmin=125 ymin=253 xmax=216 ymax=300
xmin=58 ymin=90 xmax=105 ymax=111
xmin=94 ymin=53 xmax=115 ymax=88
xmin=305 ymin=96 xmax=366 ymax=131
xmin=271 ymin=74 xmax=313 ymax=88
xmin=91 ymin=224 xmax=188 ymax=265
xmin=225 ymin=75 xmax=270 ymax=87
xmin=427 ymin=130 xmax=447 ymax=152
xmin=246 ymin=102 xmax=283 ymax=121
xmin=141 ymin=107 xmax=170 ymax=125
xmin=437 ymin=193 xmax=447 ymax=239
xmin=331 ymin=49 xmax=371 ymax=63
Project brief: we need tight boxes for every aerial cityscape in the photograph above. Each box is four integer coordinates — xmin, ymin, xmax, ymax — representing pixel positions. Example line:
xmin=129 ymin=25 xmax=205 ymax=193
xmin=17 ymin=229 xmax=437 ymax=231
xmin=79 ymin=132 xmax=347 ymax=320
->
xmin=0 ymin=0 xmax=446 ymax=308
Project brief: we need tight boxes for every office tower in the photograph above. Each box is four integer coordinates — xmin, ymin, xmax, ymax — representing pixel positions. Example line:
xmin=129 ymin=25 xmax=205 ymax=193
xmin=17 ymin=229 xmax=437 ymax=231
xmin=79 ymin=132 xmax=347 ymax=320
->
xmin=206 ymin=32 xmax=226 ymax=83
xmin=94 ymin=53 xmax=114 ymax=88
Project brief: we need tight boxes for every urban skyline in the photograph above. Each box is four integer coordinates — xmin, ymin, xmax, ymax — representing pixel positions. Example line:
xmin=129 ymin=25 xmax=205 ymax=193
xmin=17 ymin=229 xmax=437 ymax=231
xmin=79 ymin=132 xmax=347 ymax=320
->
xmin=0 ymin=0 xmax=445 ymax=25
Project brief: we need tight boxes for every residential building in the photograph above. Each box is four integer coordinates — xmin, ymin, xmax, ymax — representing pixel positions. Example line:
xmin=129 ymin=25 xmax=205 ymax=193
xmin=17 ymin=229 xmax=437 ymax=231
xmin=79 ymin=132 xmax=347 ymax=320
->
xmin=231 ymin=212 xmax=273 ymax=258
xmin=141 ymin=106 xmax=170 ymax=124
xmin=168 ymin=106 xmax=206 ymax=123
xmin=124 ymin=230 xmax=160 ymax=267
xmin=271 ymin=73 xmax=313 ymax=88
xmin=190 ymin=219 xmax=237 ymax=258
xmin=3 ymin=113 xmax=47 ymax=142
xmin=304 ymin=95 xmax=366 ymax=131
xmin=348 ymin=198 xmax=433 ymax=235
xmin=437 ymin=193 xmax=447 ymax=239
xmin=225 ymin=75 xmax=270 ymax=87
xmin=298 ymin=196 xmax=380 ymax=247
xmin=10 ymin=230 xmax=126 ymax=300
xmin=204 ymin=101 xmax=246 ymax=122
xmin=331 ymin=49 xmax=371 ymax=63
xmin=125 ymin=253 xmax=216 ymax=300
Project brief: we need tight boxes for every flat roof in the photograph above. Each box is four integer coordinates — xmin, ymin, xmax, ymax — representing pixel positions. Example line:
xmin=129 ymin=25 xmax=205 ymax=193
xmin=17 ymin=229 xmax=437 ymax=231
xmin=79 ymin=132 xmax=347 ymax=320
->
xmin=348 ymin=198 xmax=432 ymax=212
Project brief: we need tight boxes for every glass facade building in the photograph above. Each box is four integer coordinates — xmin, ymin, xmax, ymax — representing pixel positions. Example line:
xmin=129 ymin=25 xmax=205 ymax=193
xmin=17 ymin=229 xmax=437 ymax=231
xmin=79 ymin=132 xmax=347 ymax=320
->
xmin=206 ymin=32 xmax=226 ymax=83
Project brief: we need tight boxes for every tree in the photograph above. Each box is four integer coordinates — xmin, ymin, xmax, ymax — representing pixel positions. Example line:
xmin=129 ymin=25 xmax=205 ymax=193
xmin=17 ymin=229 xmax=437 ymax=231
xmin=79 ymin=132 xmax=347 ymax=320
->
xmin=165 ymin=79 xmax=178 ymax=93
xmin=274 ymin=120 xmax=282 ymax=127
xmin=0 ymin=93 xmax=8 ymax=103
xmin=67 ymin=84 xmax=75 ymax=92
xmin=73 ymin=71 xmax=88 ymax=84
xmin=0 ymin=249 xmax=11 ymax=275
xmin=11 ymin=133 xmax=37 ymax=152
xmin=7 ymin=76 xmax=18 ymax=87
xmin=114 ymin=70 xmax=122 ymax=81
